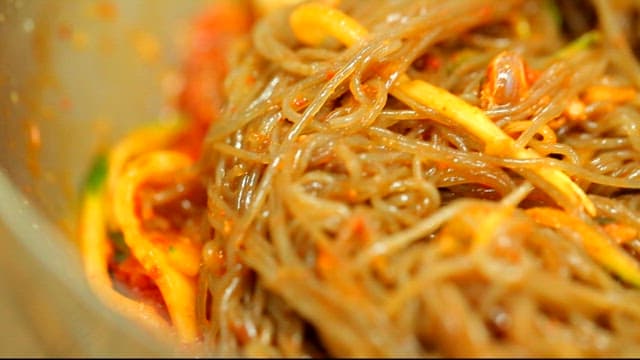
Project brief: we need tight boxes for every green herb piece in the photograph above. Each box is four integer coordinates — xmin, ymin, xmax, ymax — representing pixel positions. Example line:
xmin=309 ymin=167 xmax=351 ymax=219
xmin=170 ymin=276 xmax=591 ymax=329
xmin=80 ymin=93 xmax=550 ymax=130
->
xmin=553 ymin=30 xmax=602 ymax=61
xmin=84 ymin=153 xmax=108 ymax=194
xmin=108 ymin=230 xmax=130 ymax=264
xmin=595 ymin=216 xmax=616 ymax=225
xmin=544 ymin=0 xmax=562 ymax=30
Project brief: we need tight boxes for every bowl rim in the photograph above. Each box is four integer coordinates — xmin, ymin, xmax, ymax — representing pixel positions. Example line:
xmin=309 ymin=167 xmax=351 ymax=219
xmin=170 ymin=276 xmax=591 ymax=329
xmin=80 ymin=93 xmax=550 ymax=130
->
xmin=0 ymin=167 xmax=177 ymax=355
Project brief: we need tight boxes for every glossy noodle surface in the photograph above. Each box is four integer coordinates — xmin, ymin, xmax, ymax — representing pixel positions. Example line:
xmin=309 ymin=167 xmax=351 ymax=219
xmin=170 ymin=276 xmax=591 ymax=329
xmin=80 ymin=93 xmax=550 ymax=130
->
xmin=80 ymin=0 xmax=640 ymax=356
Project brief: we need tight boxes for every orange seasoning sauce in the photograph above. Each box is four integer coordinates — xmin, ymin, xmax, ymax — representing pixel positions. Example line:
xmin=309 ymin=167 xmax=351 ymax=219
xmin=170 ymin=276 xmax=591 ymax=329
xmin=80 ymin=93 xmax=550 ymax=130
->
xmin=172 ymin=0 xmax=254 ymax=160
xmin=108 ymin=1 xmax=253 ymax=309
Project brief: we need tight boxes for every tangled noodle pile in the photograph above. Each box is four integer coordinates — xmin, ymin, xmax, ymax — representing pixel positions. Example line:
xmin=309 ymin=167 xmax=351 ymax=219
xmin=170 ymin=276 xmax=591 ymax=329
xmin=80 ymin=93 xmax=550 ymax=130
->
xmin=80 ymin=0 xmax=640 ymax=356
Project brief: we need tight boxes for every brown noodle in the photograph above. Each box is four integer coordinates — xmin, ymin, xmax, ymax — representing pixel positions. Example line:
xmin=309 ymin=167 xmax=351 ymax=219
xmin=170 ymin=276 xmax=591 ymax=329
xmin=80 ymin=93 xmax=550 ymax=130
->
xmin=91 ymin=0 xmax=640 ymax=356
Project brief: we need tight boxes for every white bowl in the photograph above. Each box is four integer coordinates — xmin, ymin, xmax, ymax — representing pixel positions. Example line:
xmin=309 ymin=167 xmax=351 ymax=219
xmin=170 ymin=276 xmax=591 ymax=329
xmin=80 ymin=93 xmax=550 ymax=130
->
xmin=0 ymin=0 xmax=210 ymax=355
